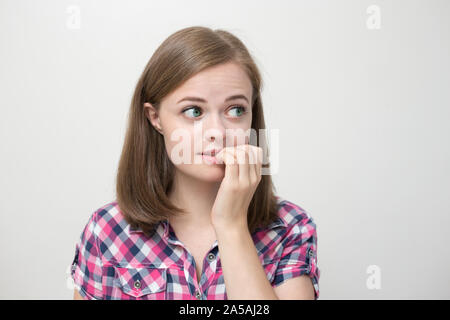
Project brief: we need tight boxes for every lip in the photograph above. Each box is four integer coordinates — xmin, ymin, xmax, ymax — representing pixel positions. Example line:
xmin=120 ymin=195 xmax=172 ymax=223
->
xmin=200 ymin=154 xmax=218 ymax=164
xmin=198 ymin=148 xmax=222 ymax=156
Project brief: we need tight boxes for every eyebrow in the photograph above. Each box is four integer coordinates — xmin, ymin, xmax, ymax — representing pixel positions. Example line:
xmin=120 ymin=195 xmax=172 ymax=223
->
xmin=177 ymin=94 xmax=249 ymax=104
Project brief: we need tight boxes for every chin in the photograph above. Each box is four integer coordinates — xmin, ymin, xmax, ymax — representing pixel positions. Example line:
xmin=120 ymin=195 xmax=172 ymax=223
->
xmin=195 ymin=166 xmax=225 ymax=182
xmin=179 ymin=164 xmax=224 ymax=183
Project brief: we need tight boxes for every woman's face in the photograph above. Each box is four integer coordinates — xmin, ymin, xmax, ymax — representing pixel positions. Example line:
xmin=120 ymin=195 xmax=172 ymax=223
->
xmin=144 ymin=61 xmax=253 ymax=183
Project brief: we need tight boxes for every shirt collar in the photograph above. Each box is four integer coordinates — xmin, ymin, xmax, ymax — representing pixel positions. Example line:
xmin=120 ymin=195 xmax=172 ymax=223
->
xmin=264 ymin=216 xmax=286 ymax=229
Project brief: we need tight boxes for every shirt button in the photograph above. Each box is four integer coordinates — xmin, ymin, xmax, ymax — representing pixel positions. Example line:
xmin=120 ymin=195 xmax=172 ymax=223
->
xmin=308 ymin=249 xmax=314 ymax=257
xmin=195 ymin=290 xmax=202 ymax=300
xmin=133 ymin=280 xmax=141 ymax=289
xmin=207 ymin=253 xmax=215 ymax=262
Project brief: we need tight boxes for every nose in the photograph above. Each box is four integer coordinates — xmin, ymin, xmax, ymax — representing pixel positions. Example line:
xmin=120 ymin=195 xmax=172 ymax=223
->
xmin=203 ymin=113 xmax=226 ymax=143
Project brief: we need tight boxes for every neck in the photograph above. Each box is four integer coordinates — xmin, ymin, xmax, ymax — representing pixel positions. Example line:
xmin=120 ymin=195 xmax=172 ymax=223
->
xmin=168 ymin=170 xmax=221 ymax=230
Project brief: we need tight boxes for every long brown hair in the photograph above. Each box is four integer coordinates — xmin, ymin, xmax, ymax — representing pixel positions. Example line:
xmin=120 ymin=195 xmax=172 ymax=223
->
xmin=115 ymin=26 xmax=279 ymax=237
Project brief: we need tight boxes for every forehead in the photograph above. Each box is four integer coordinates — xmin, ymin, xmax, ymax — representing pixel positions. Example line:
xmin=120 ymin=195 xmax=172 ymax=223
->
xmin=165 ymin=62 xmax=252 ymax=103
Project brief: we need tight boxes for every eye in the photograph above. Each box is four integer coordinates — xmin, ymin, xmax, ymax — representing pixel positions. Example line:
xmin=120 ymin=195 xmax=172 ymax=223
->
xmin=182 ymin=106 xmax=202 ymax=118
xmin=182 ymin=105 xmax=248 ymax=119
xmin=227 ymin=105 xmax=247 ymax=117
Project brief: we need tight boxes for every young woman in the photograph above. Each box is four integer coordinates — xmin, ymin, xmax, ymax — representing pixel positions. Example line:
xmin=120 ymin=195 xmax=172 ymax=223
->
xmin=70 ymin=26 xmax=320 ymax=300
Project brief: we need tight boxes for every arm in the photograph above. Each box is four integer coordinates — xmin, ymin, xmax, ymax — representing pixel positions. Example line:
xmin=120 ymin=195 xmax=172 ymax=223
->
xmin=215 ymin=224 xmax=279 ymax=300
xmin=215 ymin=224 xmax=316 ymax=300
xmin=212 ymin=145 xmax=318 ymax=299
xmin=70 ymin=211 xmax=104 ymax=300
xmin=273 ymin=275 xmax=315 ymax=300
xmin=73 ymin=289 xmax=84 ymax=300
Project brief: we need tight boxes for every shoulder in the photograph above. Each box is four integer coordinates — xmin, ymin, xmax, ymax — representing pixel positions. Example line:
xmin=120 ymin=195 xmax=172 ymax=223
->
xmin=80 ymin=201 xmax=167 ymax=264
xmin=82 ymin=200 xmax=129 ymax=241
xmin=275 ymin=196 xmax=317 ymax=232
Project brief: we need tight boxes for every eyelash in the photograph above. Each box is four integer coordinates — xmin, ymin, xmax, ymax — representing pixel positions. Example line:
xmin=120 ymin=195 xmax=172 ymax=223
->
xmin=181 ymin=105 xmax=248 ymax=118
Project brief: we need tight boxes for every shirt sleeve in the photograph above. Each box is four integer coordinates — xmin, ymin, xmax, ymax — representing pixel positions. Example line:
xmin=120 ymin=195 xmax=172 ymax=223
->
xmin=272 ymin=216 xmax=320 ymax=300
xmin=70 ymin=211 xmax=103 ymax=300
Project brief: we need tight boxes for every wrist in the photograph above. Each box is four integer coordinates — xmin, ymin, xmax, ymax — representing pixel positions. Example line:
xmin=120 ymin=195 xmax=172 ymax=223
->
xmin=213 ymin=219 xmax=249 ymax=237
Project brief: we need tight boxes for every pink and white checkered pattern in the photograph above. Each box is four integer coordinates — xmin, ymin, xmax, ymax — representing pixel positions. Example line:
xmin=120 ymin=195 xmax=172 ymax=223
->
xmin=70 ymin=196 xmax=320 ymax=300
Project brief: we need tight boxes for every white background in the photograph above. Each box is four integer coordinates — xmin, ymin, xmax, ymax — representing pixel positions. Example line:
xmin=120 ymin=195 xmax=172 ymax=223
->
xmin=1 ymin=0 xmax=449 ymax=299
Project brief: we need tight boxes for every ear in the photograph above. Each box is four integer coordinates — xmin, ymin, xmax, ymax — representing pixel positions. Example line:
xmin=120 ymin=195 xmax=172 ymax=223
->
xmin=143 ymin=102 xmax=164 ymax=135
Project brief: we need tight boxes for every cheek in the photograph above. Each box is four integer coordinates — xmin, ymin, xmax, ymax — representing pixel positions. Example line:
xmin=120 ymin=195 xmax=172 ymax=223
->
xmin=224 ymin=125 xmax=252 ymax=146
xmin=162 ymin=127 xmax=195 ymax=164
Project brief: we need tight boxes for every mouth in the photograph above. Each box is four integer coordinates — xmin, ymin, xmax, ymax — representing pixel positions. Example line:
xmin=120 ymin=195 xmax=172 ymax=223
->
xmin=198 ymin=149 xmax=221 ymax=157
xmin=197 ymin=149 xmax=221 ymax=164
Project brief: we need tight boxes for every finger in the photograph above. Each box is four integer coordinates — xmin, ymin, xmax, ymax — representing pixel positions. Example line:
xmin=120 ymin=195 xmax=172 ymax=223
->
xmin=216 ymin=147 xmax=234 ymax=165
xmin=249 ymin=146 xmax=258 ymax=184
xmin=236 ymin=145 xmax=250 ymax=186
xmin=217 ymin=147 xmax=238 ymax=182
xmin=248 ymin=145 xmax=258 ymax=165
xmin=256 ymin=147 xmax=263 ymax=178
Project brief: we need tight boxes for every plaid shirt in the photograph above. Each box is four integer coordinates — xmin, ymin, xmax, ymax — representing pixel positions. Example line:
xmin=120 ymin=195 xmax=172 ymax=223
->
xmin=70 ymin=196 xmax=320 ymax=300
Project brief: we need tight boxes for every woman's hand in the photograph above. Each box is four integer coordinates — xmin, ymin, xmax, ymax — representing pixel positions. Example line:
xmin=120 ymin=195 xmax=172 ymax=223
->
xmin=210 ymin=144 xmax=263 ymax=232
